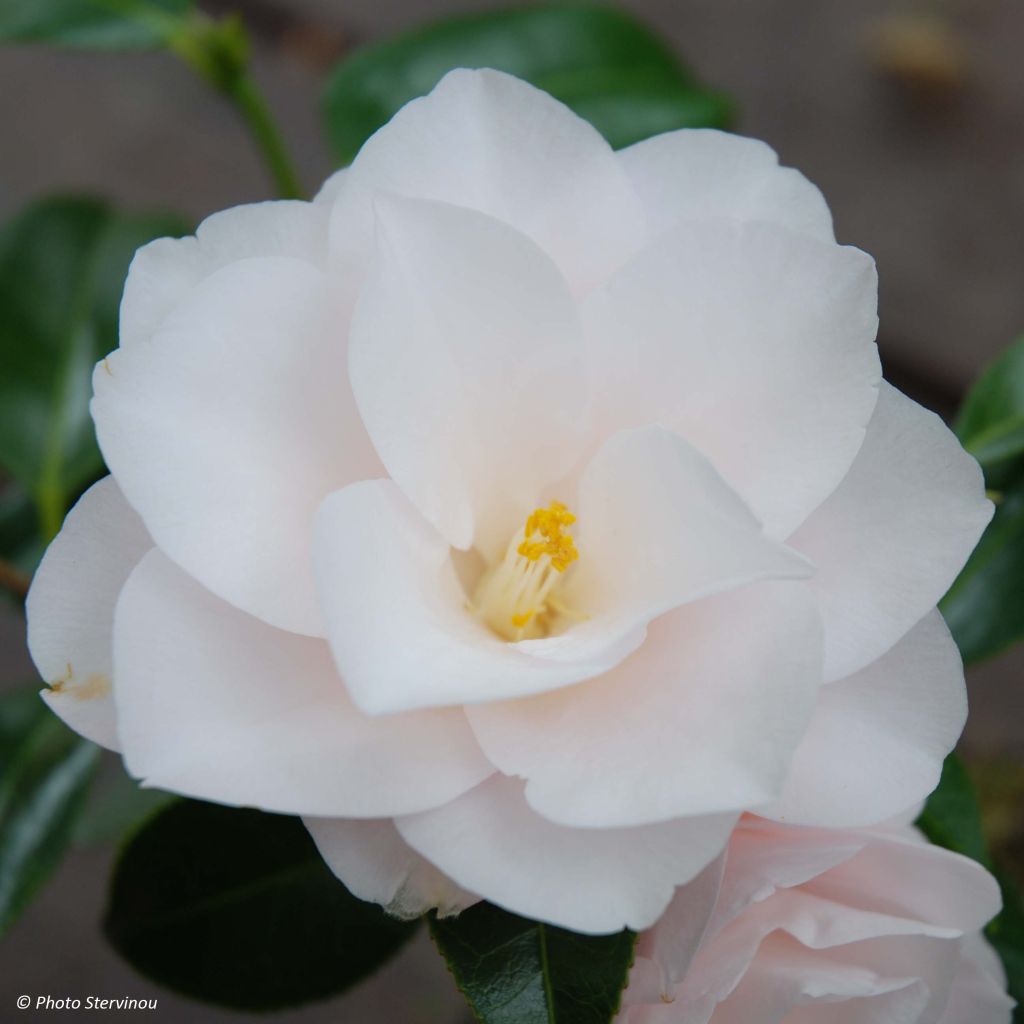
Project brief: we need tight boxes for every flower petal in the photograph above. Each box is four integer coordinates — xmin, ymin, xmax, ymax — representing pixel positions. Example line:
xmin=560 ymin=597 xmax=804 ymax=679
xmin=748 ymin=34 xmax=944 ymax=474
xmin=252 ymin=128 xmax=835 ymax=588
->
xmin=94 ymin=256 xmax=381 ymax=636
xmin=619 ymin=129 xmax=834 ymax=242
xmin=313 ymin=480 xmax=643 ymax=715
xmin=763 ymin=611 xmax=966 ymax=828
xmin=791 ymin=382 xmax=993 ymax=681
xmin=395 ymin=775 xmax=738 ymax=934
xmin=120 ymin=200 xmax=328 ymax=349
xmin=563 ymin=425 xmax=813 ymax=622
xmin=113 ymin=549 xmax=493 ymax=816
xmin=467 ymin=581 xmax=822 ymax=829
xmin=330 ymin=68 xmax=644 ymax=297
xmin=304 ymin=816 xmax=479 ymax=920
xmin=26 ymin=477 xmax=150 ymax=751
xmin=583 ymin=219 xmax=880 ymax=540
xmin=347 ymin=195 xmax=585 ymax=555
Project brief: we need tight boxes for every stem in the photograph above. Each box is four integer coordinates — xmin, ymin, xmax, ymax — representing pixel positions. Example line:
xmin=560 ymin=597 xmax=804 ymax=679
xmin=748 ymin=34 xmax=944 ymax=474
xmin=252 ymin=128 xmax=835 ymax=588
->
xmin=169 ymin=14 xmax=304 ymax=201
xmin=223 ymin=75 xmax=304 ymax=200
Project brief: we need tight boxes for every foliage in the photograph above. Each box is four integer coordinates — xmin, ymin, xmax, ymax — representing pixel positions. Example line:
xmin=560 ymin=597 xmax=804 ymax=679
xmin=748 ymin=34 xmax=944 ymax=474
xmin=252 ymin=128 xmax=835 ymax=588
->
xmin=104 ymin=801 xmax=419 ymax=1010
xmin=323 ymin=4 xmax=733 ymax=164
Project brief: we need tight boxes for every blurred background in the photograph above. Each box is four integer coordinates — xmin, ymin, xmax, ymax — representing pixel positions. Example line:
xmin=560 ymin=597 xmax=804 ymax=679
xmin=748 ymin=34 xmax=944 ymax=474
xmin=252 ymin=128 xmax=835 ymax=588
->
xmin=1 ymin=0 xmax=1022 ymax=1019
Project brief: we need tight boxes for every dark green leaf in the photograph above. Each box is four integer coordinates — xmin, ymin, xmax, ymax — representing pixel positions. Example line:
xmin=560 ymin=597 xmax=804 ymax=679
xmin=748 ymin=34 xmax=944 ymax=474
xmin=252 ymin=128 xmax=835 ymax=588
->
xmin=916 ymin=752 xmax=990 ymax=866
xmin=956 ymin=336 xmax=1024 ymax=479
xmin=0 ymin=687 xmax=100 ymax=936
xmin=0 ymin=198 xmax=188 ymax=535
xmin=941 ymin=483 xmax=1024 ymax=664
xmin=430 ymin=901 xmax=636 ymax=1024
xmin=0 ymin=0 xmax=190 ymax=50
xmin=104 ymin=800 xmax=418 ymax=1010
xmin=323 ymin=3 xmax=732 ymax=165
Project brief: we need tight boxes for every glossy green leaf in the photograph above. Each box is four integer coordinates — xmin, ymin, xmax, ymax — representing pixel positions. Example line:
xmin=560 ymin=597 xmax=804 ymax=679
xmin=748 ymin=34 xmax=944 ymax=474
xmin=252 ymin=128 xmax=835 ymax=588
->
xmin=956 ymin=336 xmax=1024 ymax=479
xmin=916 ymin=753 xmax=990 ymax=866
xmin=0 ymin=198 xmax=188 ymax=536
xmin=941 ymin=482 xmax=1024 ymax=664
xmin=104 ymin=800 xmax=418 ymax=1010
xmin=0 ymin=687 xmax=99 ymax=936
xmin=0 ymin=0 xmax=190 ymax=50
xmin=323 ymin=4 xmax=733 ymax=165
xmin=430 ymin=901 xmax=636 ymax=1024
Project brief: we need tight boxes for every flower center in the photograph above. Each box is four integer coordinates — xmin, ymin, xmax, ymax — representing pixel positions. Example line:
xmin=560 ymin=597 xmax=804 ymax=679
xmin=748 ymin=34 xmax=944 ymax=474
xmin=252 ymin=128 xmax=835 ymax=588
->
xmin=472 ymin=501 xmax=580 ymax=641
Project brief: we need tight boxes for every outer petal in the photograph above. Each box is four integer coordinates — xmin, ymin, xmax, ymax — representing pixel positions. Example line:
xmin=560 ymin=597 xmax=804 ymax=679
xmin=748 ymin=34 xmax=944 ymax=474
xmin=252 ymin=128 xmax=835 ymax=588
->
xmin=329 ymin=68 xmax=645 ymax=297
xmin=763 ymin=612 xmax=966 ymax=827
xmin=395 ymin=775 xmax=739 ymax=935
xmin=940 ymin=935 xmax=1015 ymax=1024
xmin=313 ymin=480 xmax=644 ymax=715
xmin=94 ymin=257 xmax=381 ymax=637
xmin=791 ymin=383 xmax=993 ymax=681
xmin=113 ymin=550 xmax=493 ymax=817
xmin=619 ymin=129 xmax=834 ymax=242
xmin=120 ymin=200 xmax=329 ymax=348
xmin=583 ymin=219 xmax=880 ymax=540
xmin=708 ymin=938 xmax=930 ymax=1024
xmin=466 ymin=582 xmax=822 ymax=829
xmin=806 ymin=828 xmax=1003 ymax=937
xmin=347 ymin=195 xmax=585 ymax=555
xmin=305 ymin=817 xmax=479 ymax=920
xmin=26 ymin=477 xmax=150 ymax=751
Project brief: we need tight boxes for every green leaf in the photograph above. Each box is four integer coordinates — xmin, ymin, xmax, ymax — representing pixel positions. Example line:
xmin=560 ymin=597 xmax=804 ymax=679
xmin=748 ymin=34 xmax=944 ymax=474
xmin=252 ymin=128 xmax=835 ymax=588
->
xmin=956 ymin=336 xmax=1024 ymax=478
xmin=941 ymin=482 xmax=1024 ymax=664
xmin=916 ymin=753 xmax=990 ymax=866
xmin=430 ymin=901 xmax=636 ymax=1024
xmin=104 ymin=800 xmax=418 ymax=1010
xmin=0 ymin=197 xmax=188 ymax=536
xmin=323 ymin=3 xmax=733 ymax=165
xmin=0 ymin=0 xmax=190 ymax=50
xmin=0 ymin=687 xmax=100 ymax=936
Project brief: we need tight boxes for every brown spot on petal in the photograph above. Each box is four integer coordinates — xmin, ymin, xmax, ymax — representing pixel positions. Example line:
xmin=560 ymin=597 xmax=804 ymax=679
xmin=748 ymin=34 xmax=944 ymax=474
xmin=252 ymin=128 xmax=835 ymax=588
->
xmin=50 ymin=672 xmax=110 ymax=701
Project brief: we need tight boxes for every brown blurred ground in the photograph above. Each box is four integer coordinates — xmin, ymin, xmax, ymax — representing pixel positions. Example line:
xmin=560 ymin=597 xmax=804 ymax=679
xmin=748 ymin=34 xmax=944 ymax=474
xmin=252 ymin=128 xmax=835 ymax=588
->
xmin=1 ymin=0 xmax=1022 ymax=1020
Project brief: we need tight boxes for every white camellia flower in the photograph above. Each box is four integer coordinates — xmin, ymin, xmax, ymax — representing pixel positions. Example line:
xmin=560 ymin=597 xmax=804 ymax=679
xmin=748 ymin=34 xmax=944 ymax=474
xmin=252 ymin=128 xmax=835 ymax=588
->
xmin=27 ymin=69 xmax=992 ymax=935
xmin=619 ymin=815 xmax=1013 ymax=1023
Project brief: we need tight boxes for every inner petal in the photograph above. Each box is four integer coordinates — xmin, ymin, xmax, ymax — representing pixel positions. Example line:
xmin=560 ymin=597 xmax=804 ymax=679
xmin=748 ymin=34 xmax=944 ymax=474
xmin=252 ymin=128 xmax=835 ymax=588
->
xmin=471 ymin=501 xmax=580 ymax=641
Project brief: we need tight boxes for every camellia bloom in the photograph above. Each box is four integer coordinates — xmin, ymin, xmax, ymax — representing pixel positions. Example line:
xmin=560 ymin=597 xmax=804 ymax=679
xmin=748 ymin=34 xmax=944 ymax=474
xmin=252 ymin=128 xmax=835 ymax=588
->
xmin=27 ymin=69 xmax=992 ymax=934
xmin=620 ymin=816 xmax=1013 ymax=1023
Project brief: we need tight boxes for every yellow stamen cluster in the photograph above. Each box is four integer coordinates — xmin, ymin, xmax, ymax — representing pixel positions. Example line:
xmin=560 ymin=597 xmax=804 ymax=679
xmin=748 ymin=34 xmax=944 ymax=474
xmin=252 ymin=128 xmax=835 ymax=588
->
xmin=471 ymin=501 xmax=580 ymax=641
xmin=517 ymin=502 xmax=579 ymax=572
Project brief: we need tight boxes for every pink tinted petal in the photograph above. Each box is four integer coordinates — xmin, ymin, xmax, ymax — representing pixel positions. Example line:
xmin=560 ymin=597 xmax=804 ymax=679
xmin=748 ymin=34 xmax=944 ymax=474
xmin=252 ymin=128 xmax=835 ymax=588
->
xmin=347 ymin=195 xmax=585 ymax=555
xmin=305 ymin=816 xmax=479 ymax=919
xmin=27 ymin=477 xmax=151 ymax=751
xmin=467 ymin=581 xmax=821 ymax=829
xmin=120 ymin=200 xmax=328 ymax=348
xmin=583 ymin=219 xmax=880 ymax=540
xmin=619 ymin=129 xmax=834 ymax=242
xmin=791 ymin=383 xmax=992 ymax=681
xmin=396 ymin=775 xmax=738 ymax=935
xmin=94 ymin=257 xmax=381 ymax=636
xmin=763 ymin=611 xmax=966 ymax=827
xmin=113 ymin=550 xmax=492 ymax=816
xmin=330 ymin=68 xmax=644 ymax=297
